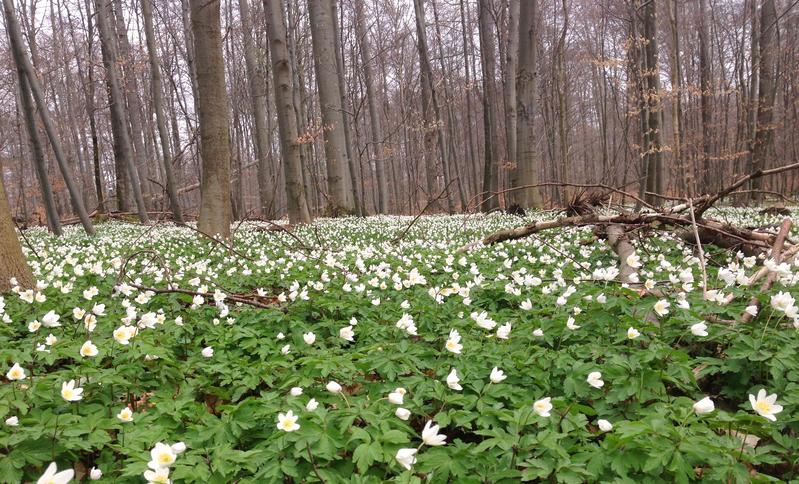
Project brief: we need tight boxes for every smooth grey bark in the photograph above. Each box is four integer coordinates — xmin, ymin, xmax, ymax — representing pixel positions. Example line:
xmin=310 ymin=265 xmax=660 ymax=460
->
xmin=354 ymin=1 xmax=388 ymax=213
xmin=112 ymin=0 xmax=152 ymax=207
xmin=3 ymin=0 xmax=95 ymax=235
xmin=238 ymin=0 xmax=276 ymax=219
xmin=413 ymin=0 xmax=444 ymax=212
xmin=751 ymin=0 xmax=777 ymax=200
xmin=478 ymin=0 xmax=500 ymax=212
xmin=190 ymin=0 xmax=232 ymax=239
xmin=307 ymin=0 xmax=355 ymax=215
xmin=331 ymin=0 xmax=363 ymax=216
xmin=15 ymin=69 xmax=62 ymax=235
xmin=513 ymin=0 xmax=543 ymax=208
xmin=264 ymin=0 xmax=311 ymax=224
xmin=141 ymin=0 xmax=184 ymax=223
xmin=94 ymin=0 xmax=149 ymax=223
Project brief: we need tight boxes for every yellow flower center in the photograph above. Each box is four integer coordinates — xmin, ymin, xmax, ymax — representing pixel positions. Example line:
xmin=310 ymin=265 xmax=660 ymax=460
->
xmin=10 ymin=369 xmax=22 ymax=378
xmin=63 ymin=389 xmax=73 ymax=399
xmin=158 ymin=453 xmax=173 ymax=465
xmin=446 ymin=341 xmax=457 ymax=350
xmin=281 ymin=419 xmax=294 ymax=430
xmin=756 ymin=401 xmax=772 ymax=413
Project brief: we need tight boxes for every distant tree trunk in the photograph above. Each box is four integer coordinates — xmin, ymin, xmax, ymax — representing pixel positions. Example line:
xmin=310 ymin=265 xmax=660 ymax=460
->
xmin=751 ymin=0 xmax=777 ymax=200
xmin=141 ymin=0 xmax=184 ymax=224
xmin=354 ymin=0 xmax=389 ymax=213
xmin=642 ymin=0 xmax=664 ymax=204
xmin=0 ymin=171 xmax=33 ymax=292
xmin=513 ymin=0 xmax=543 ymax=209
xmin=459 ymin=0 xmax=479 ymax=199
xmin=95 ymin=0 xmax=149 ymax=223
xmin=239 ymin=0 xmax=276 ymax=219
xmin=554 ymin=0 xmax=569 ymax=204
xmin=330 ymin=0 xmax=363 ymax=216
xmin=15 ymin=71 xmax=62 ymax=235
xmin=307 ymin=0 xmax=355 ymax=215
xmin=668 ymin=0 xmax=687 ymax=196
xmin=78 ymin=0 xmax=105 ymax=214
xmin=698 ymin=0 xmax=712 ymax=194
xmin=190 ymin=0 xmax=232 ymax=239
xmin=3 ymin=0 xmax=95 ymax=235
xmin=264 ymin=0 xmax=311 ymax=224
xmin=478 ymin=0 xmax=500 ymax=212
xmin=112 ymin=0 xmax=152 ymax=208
xmin=504 ymin=0 xmax=519 ymax=194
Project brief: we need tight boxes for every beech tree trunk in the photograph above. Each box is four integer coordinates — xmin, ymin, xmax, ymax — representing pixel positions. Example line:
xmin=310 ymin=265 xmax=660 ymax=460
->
xmin=513 ymin=0 xmax=543 ymax=209
xmin=751 ymin=0 xmax=777 ymax=200
xmin=16 ymin=71 xmax=62 ymax=235
xmin=307 ymin=0 xmax=355 ymax=215
xmin=264 ymin=0 xmax=311 ymax=224
xmin=0 ymin=171 xmax=33 ymax=293
xmin=354 ymin=0 xmax=389 ymax=213
xmin=478 ymin=0 xmax=500 ymax=212
xmin=413 ymin=0 xmax=444 ymax=212
xmin=141 ymin=0 xmax=183 ymax=224
xmin=698 ymin=0 xmax=712 ymax=193
xmin=190 ymin=0 xmax=232 ymax=239
xmin=642 ymin=0 xmax=664 ymax=204
xmin=3 ymin=0 xmax=95 ymax=235
xmin=239 ymin=0 xmax=276 ymax=219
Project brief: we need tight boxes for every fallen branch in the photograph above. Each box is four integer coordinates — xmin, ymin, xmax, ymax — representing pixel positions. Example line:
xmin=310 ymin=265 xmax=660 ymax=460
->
xmin=740 ymin=217 xmax=793 ymax=324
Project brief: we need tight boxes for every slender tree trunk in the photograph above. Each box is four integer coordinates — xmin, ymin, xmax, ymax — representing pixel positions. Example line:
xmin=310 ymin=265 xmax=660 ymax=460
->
xmin=413 ymin=0 xmax=440 ymax=211
xmin=112 ymin=0 xmax=152 ymax=208
xmin=751 ymin=0 xmax=777 ymax=200
xmin=94 ymin=0 xmax=149 ymax=223
xmin=190 ymin=0 xmax=232 ymax=239
xmin=505 ymin=0 xmax=519 ymax=194
xmin=141 ymin=0 xmax=183 ymax=223
xmin=642 ymin=0 xmax=664 ymax=203
xmin=513 ymin=0 xmax=543 ymax=208
xmin=354 ymin=0 xmax=389 ymax=213
xmin=3 ymin=0 xmax=96 ymax=235
xmin=238 ymin=0 xmax=276 ymax=219
xmin=478 ymin=0 xmax=500 ymax=212
xmin=264 ymin=0 xmax=311 ymax=224
xmin=307 ymin=0 xmax=355 ymax=215
xmin=330 ymin=0 xmax=363 ymax=216
xmin=459 ymin=0 xmax=479 ymax=200
xmin=15 ymin=69 xmax=62 ymax=234
xmin=698 ymin=0 xmax=712 ymax=194
xmin=668 ymin=0 xmax=687 ymax=196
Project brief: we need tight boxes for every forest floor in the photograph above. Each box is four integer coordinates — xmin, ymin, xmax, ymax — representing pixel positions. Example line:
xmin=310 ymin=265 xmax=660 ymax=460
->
xmin=1 ymin=209 xmax=798 ymax=482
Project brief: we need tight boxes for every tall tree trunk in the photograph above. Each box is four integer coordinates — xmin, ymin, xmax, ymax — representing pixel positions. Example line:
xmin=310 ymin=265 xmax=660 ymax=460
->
xmin=330 ymin=0 xmax=363 ymax=216
xmin=668 ymin=0 xmax=687 ymax=196
xmin=264 ymin=0 xmax=311 ymax=224
xmin=478 ymin=0 xmax=500 ymax=212
xmin=141 ymin=0 xmax=184 ymax=223
xmin=751 ymin=0 xmax=777 ymax=200
xmin=354 ymin=0 xmax=389 ymax=213
xmin=94 ymin=0 xmax=149 ymax=223
xmin=307 ymin=0 xmax=355 ymax=215
xmin=459 ymin=0 xmax=480 ymax=199
xmin=0 ymin=169 xmax=33 ymax=292
xmin=513 ymin=0 xmax=543 ymax=209
xmin=15 ymin=69 xmax=62 ymax=234
xmin=642 ymin=0 xmax=664 ymax=204
xmin=238 ymin=0 xmax=276 ymax=219
xmin=112 ymin=0 xmax=152 ymax=208
xmin=3 ymin=0 xmax=96 ymax=235
xmin=413 ymin=0 xmax=444 ymax=212
xmin=504 ymin=0 xmax=519 ymax=196
xmin=190 ymin=0 xmax=232 ymax=239
xmin=698 ymin=0 xmax=712 ymax=194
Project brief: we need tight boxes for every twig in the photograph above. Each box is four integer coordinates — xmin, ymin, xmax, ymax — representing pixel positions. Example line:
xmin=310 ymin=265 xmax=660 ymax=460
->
xmin=688 ymin=198 xmax=709 ymax=299
xmin=392 ymin=178 xmax=458 ymax=243
xmin=739 ymin=218 xmax=793 ymax=324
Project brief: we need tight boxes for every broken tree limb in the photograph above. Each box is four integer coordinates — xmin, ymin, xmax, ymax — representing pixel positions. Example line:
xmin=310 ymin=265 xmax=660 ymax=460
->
xmin=604 ymin=224 xmax=637 ymax=284
xmin=740 ymin=217 xmax=793 ymax=324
